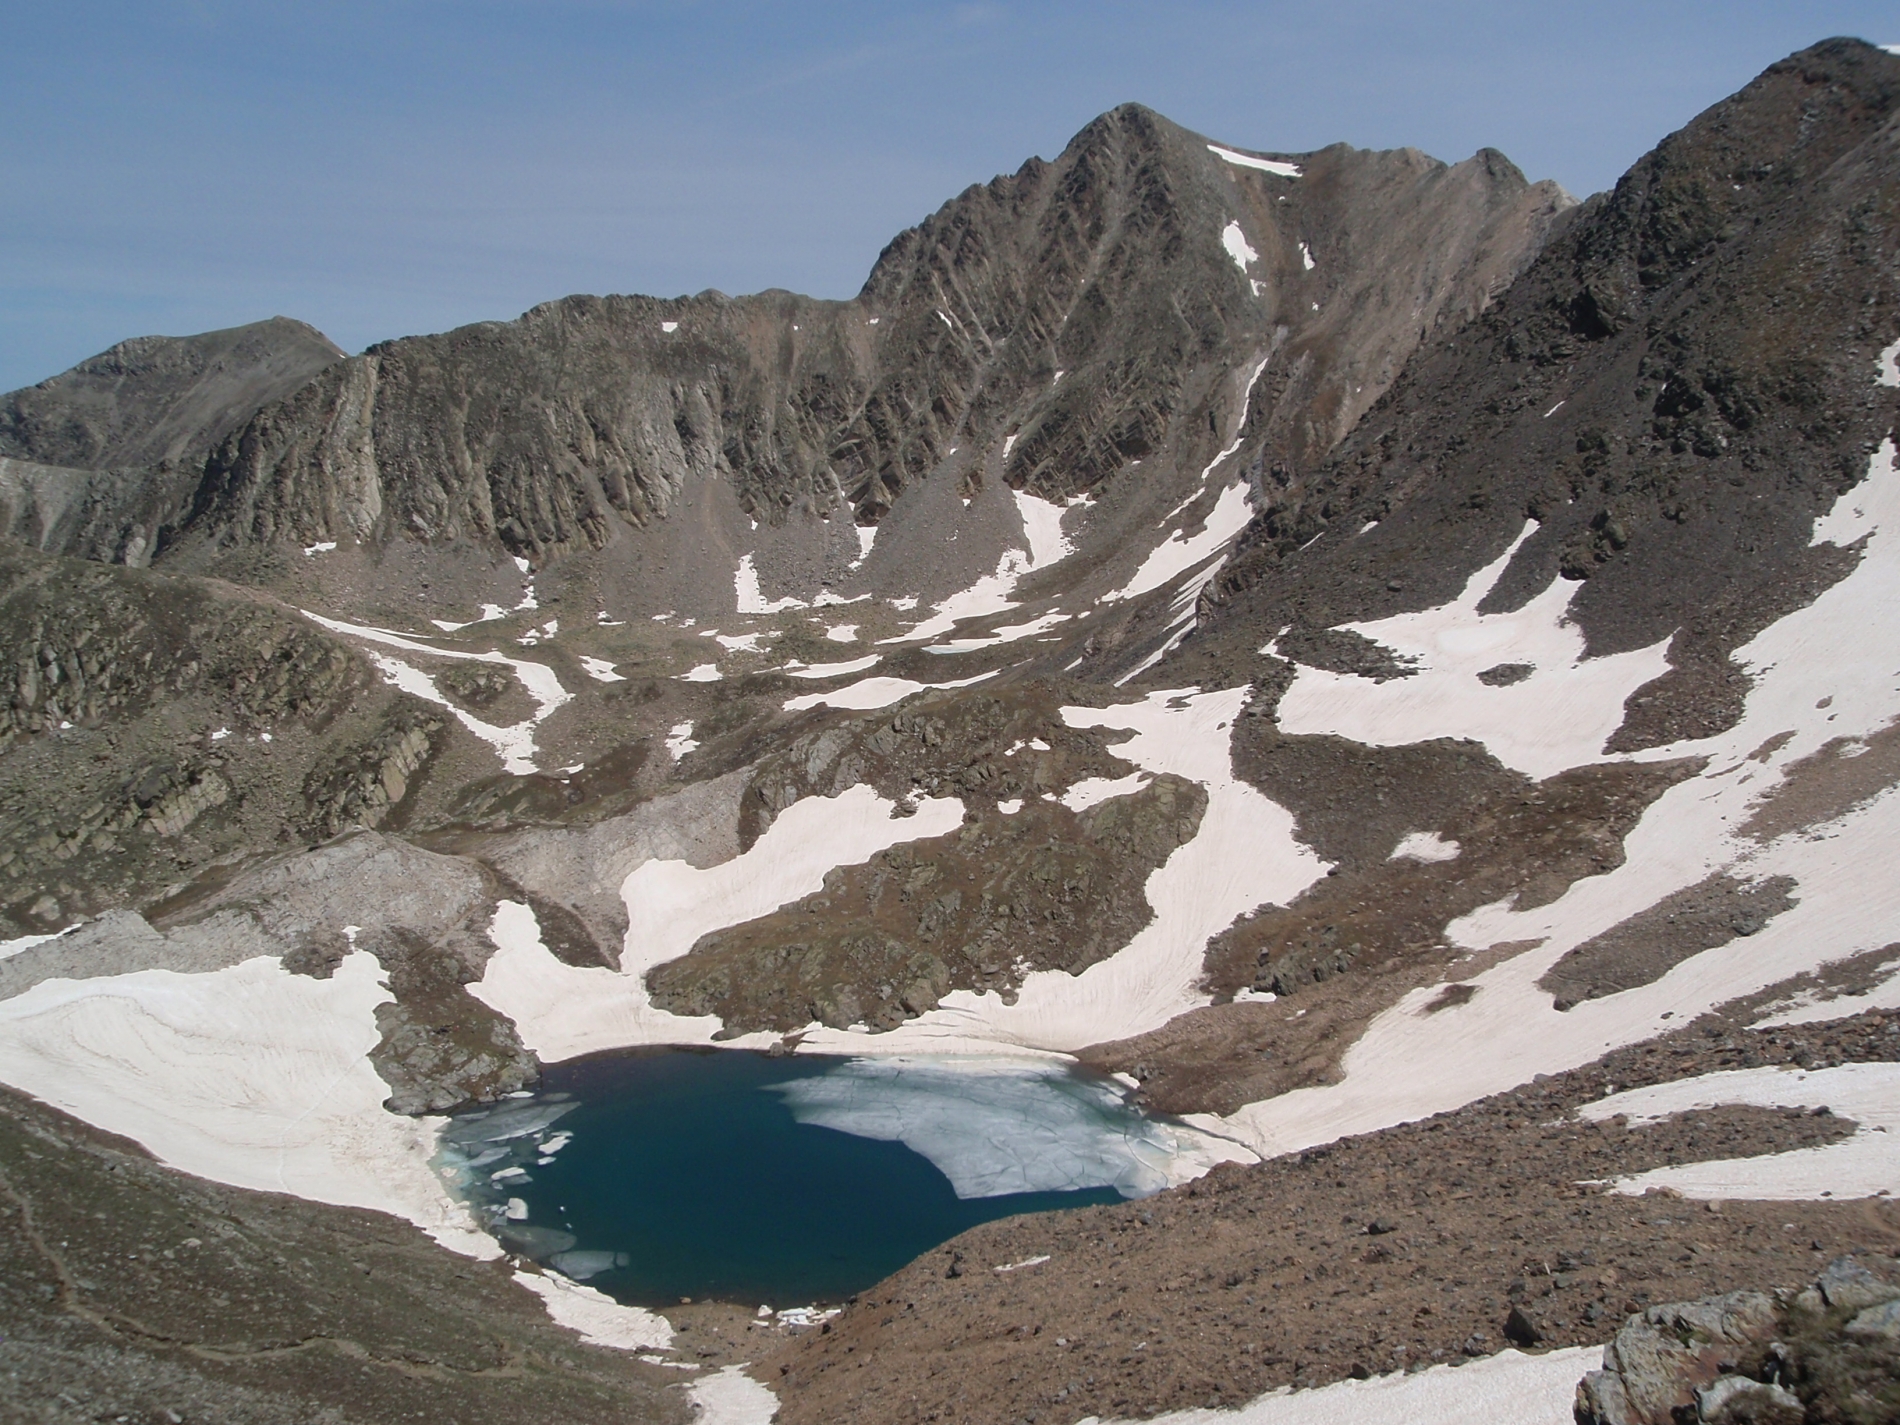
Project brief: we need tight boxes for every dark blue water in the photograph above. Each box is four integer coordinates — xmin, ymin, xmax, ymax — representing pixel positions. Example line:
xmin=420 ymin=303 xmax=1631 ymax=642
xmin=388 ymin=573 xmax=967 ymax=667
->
xmin=438 ymin=1048 xmax=1124 ymax=1307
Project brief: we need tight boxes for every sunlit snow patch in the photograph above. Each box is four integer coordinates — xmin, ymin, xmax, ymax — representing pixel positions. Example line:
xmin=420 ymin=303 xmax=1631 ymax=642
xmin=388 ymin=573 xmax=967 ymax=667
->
xmin=578 ymin=655 xmax=623 ymax=683
xmin=676 ymin=662 xmax=722 ymax=683
xmin=1220 ymin=436 xmax=1900 ymax=1160
xmin=1108 ymin=481 xmax=1254 ymax=604
xmin=1273 ymin=521 xmax=1671 ymax=779
xmin=688 ymin=1365 xmax=779 ymax=1425
xmin=1207 ymin=143 xmax=1303 ymax=179
xmin=0 ymin=952 xmax=488 ymax=1255
xmin=1123 ymin=1345 xmax=1598 ymax=1425
xmin=770 ymin=1056 xmax=1212 ymax=1199
xmin=1878 ymin=337 xmax=1900 ymax=387
xmin=735 ymin=553 xmax=810 ymax=614
xmin=471 ymin=787 xmax=966 ymax=1061
xmin=513 ymin=1269 xmax=672 ymax=1350
xmin=1222 ymin=221 xmax=1258 ymax=271
xmin=302 ymin=611 xmax=572 ymax=776
xmin=1299 ymin=241 xmax=1315 ymax=270
xmin=1579 ymin=1064 xmax=1900 ymax=1201
xmin=1390 ymin=831 xmax=1460 ymax=863
xmin=785 ymin=654 xmax=881 ymax=679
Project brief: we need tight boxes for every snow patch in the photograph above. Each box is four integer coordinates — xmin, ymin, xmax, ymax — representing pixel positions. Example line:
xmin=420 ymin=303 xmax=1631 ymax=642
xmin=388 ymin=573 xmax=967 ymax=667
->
xmin=781 ymin=670 xmax=998 ymax=714
xmin=302 ymin=611 xmax=572 ymax=777
xmin=1108 ymin=482 xmax=1254 ymax=604
xmin=470 ymin=786 xmax=966 ymax=1061
xmin=0 ymin=952 xmax=491 ymax=1256
xmin=665 ymin=721 xmax=699 ymax=761
xmin=688 ymin=1365 xmax=779 ymax=1424
xmin=1390 ymin=831 xmax=1461 ymax=864
xmin=676 ymin=662 xmax=723 ymax=683
xmin=512 ymin=1269 xmax=674 ymax=1350
xmin=735 ymin=554 xmax=810 ymax=615
xmin=785 ymin=654 xmax=881 ymax=679
xmin=1298 ymin=241 xmax=1315 ymax=271
xmin=1219 ymin=438 xmax=1900 ymax=1160
xmin=1579 ymin=1064 xmax=1900 ymax=1201
xmin=1206 ymin=144 xmax=1303 ymax=179
xmin=824 ymin=624 xmax=859 ymax=643
xmin=1222 ymin=221 xmax=1258 ymax=272
xmin=302 ymin=540 xmax=337 ymax=557
xmin=578 ymin=655 xmax=624 ymax=684
xmin=661 ymin=321 xmax=679 ymax=333
xmin=1119 ymin=1346 xmax=1598 ymax=1425
xmin=1273 ymin=521 xmax=1671 ymax=779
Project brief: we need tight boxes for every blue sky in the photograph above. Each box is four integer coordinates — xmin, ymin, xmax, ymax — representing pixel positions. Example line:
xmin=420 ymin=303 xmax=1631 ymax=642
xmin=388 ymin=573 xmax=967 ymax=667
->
xmin=2 ymin=2 xmax=1894 ymax=391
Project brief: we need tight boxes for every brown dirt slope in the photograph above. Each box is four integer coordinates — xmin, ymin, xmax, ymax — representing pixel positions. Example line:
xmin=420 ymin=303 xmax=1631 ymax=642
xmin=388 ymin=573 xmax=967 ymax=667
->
xmin=766 ymin=1008 xmax=1900 ymax=1425
xmin=0 ymin=1083 xmax=685 ymax=1425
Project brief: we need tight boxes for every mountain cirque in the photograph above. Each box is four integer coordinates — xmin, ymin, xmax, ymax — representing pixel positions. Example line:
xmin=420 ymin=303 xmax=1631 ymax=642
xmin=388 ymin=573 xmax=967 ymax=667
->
xmin=3 ymin=35 xmax=1900 ymax=1425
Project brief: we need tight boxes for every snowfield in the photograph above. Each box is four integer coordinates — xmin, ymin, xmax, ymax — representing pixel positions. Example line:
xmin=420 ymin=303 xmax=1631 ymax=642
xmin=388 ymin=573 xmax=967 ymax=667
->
xmin=1221 ymin=435 xmax=1900 ymax=1157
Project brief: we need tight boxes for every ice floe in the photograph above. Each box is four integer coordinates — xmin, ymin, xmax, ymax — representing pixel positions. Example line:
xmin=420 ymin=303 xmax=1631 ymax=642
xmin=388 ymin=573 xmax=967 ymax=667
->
xmin=1577 ymin=1063 xmax=1900 ymax=1201
xmin=770 ymin=1055 xmax=1213 ymax=1199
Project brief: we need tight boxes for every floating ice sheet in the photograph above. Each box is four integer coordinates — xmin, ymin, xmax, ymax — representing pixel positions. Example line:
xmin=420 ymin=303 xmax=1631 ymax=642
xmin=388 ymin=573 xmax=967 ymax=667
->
xmin=770 ymin=1055 xmax=1199 ymax=1199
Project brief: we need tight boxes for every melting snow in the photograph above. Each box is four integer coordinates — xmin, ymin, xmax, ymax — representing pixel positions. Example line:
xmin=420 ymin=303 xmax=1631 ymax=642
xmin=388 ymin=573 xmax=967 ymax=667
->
xmin=470 ymin=786 xmax=965 ymax=1061
xmin=735 ymin=554 xmax=810 ymax=614
xmin=688 ymin=1365 xmax=779 ymax=1425
xmin=1578 ymin=1064 xmax=1900 ymax=1201
xmin=785 ymin=654 xmax=881 ymax=678
xmin=676 ymin=663 xmax=723 ymax=683
xmin=0 ymin=952 xmax=491 ymax=1256
xmin=1206 ymin=144 xmax=1304 ymax=179
xmin=1222 ymin=221 xmax=1258 ymax=271
xmin=1878 ymin=337 xmax=1900 ymax=387
xmin=302 ymin=611 xmax=572 ymax=777
xmin=1108 ymin=482 xmax=1254 ymax=604
xmin=1390 ymin=831 xmax=1461 ymax=864
xmin=661 ymin=321 xmax=679 ymax=333
xmin=1273 ymin=521 xmax=1671 ymax=779
xmin=850 ymin=524 xmax=877 ymax=570
xmin=1123 ymin=1346 xmax=1598 ymax=1425
xmin=714 ymin=631 xmax=769 ymax=653
xmin=781 ymin=669 xmax=998 ymax=714
xmin=665 ymin=721 xmax=698 ymax=761
xmin=578 ymin=655 xmax=623 ymax=684
xmin=1299 ymin=241 xmax=1315 ymax=271
xmin=824 ymin=624 xmax=859 ymax=643
xmin=512 ymin=1270 xmax=673 ymax=1350
xmin=1220 ymin=435 xmax=1900 ymax=1160
xmin=302 ymin=540 xmax=337 ymax=557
